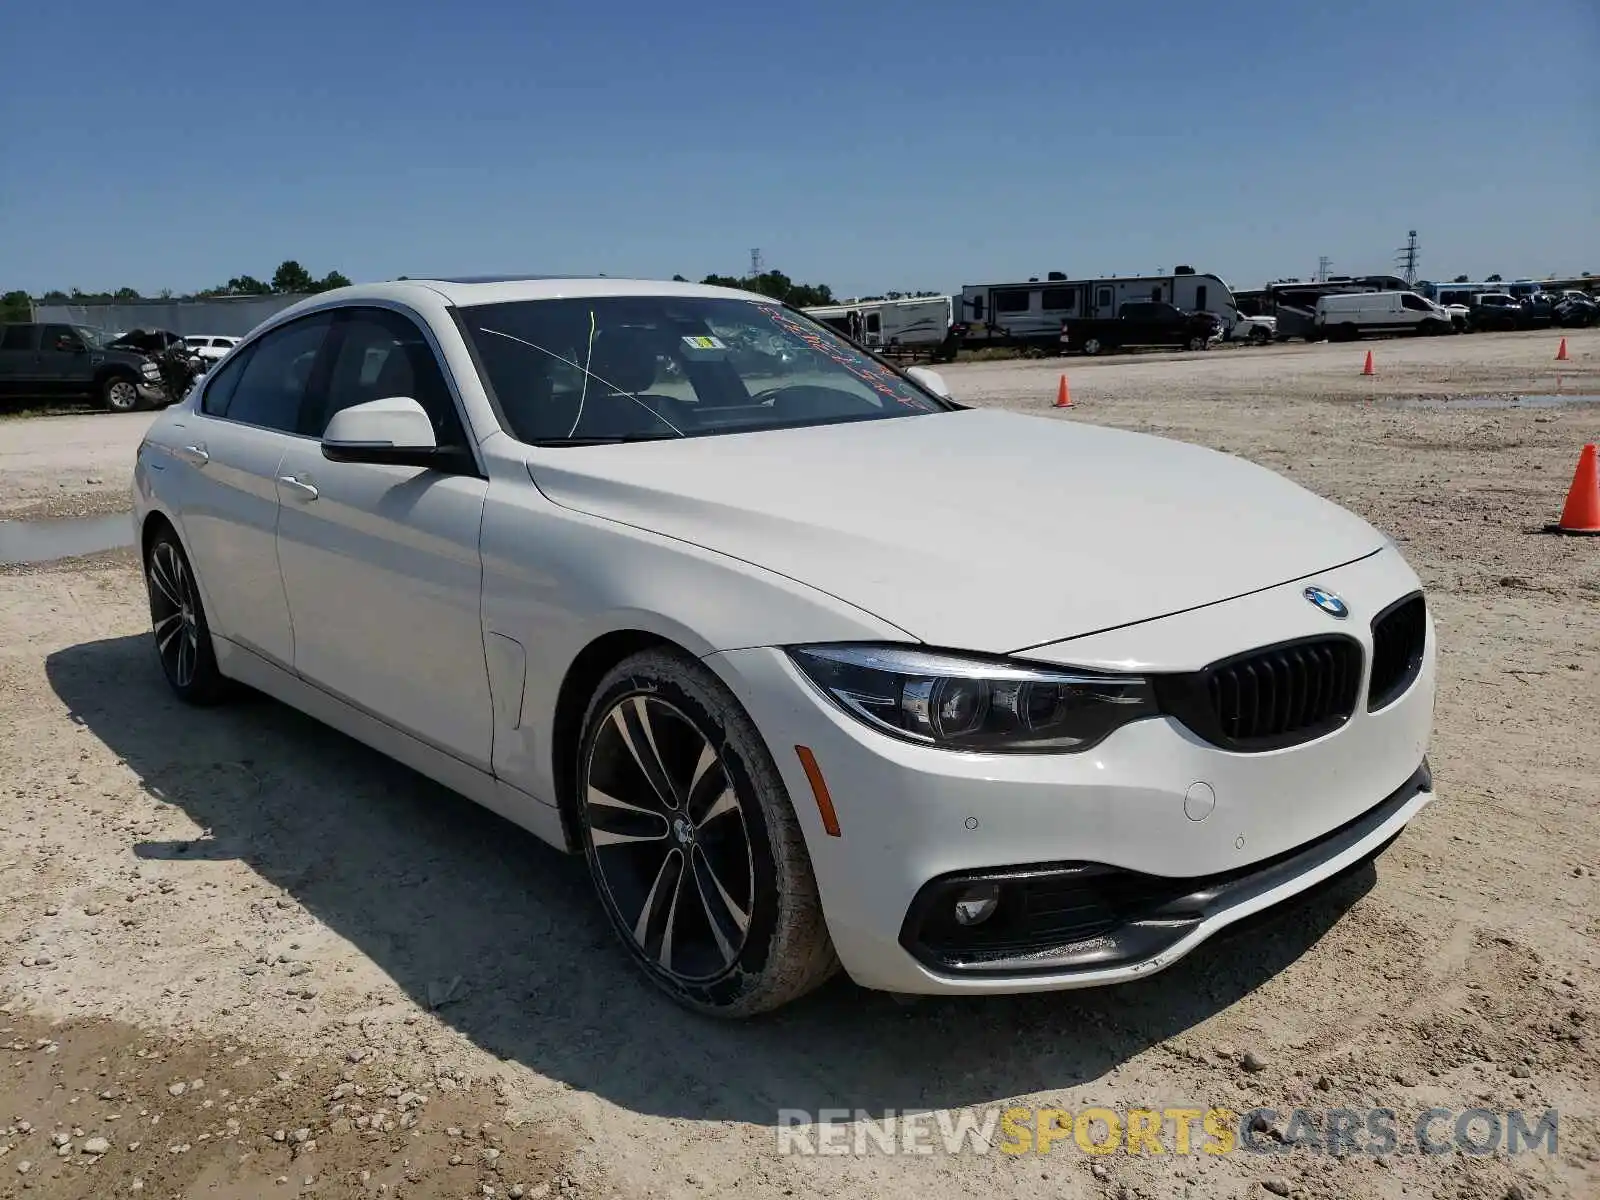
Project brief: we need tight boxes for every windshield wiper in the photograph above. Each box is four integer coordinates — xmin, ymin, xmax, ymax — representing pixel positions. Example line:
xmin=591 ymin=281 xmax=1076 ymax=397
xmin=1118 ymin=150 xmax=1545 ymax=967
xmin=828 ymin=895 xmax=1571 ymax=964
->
xmin=526 ymin=432 xmax=684 ymax=447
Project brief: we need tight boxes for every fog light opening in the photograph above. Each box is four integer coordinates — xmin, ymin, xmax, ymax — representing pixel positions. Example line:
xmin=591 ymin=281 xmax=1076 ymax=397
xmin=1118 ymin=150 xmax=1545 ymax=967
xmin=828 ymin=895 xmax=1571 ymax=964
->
xmin=953 ymin=882 xmax=1001 ymax=926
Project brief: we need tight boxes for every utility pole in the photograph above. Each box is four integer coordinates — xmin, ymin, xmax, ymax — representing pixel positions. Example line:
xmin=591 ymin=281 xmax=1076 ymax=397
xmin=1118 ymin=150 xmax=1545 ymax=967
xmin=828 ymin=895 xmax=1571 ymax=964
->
xmin=1316 ymin=256 xmax=1332 ymax=283
xmin=749 ymin=248 xmax=764 ymax=278
xmin=1394 ymin=231 xmax=1420 ymax=285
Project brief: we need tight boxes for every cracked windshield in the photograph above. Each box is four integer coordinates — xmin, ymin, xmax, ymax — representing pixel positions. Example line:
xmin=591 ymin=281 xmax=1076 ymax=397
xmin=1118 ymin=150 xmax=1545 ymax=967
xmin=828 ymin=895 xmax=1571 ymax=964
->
xmin=460 ymin=295 xmax=947 ymax=444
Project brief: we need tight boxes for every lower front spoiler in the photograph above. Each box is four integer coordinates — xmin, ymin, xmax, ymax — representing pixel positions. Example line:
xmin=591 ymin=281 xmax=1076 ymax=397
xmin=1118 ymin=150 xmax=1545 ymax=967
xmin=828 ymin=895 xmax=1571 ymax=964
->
xmin=893 ymin=761 xmax=1433 ymax=993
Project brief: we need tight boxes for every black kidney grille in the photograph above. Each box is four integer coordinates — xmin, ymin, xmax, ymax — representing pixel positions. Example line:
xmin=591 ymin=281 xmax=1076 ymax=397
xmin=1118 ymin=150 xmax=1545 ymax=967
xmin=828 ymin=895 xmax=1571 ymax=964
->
xmin=1368 ymin=593 xmax=1426 ymax=710
xmin=1186 ymin=637 xmax=1362 ymax=749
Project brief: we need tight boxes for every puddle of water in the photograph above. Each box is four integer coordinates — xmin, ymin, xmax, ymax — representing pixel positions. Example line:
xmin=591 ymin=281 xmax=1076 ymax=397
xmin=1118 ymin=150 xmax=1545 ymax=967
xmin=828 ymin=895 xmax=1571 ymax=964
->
xmin=1387 ymin=393 xmax=1600 ymax=411
xmin=0 ymin=512 xmax=134 ymax=565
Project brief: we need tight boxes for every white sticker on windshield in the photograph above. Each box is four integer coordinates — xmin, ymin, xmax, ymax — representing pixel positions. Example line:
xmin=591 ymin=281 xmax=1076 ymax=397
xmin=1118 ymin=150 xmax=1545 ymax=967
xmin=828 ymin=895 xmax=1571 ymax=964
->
xmin=681 ymin=335 xmax=726 ymax=351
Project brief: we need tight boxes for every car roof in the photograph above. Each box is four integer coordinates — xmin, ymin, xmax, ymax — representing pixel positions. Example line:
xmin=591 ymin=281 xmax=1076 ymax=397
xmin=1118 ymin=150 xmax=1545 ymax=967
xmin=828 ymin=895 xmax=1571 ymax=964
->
xmin=255 ymin=276 xmax=778 ymax=340
xmin=381 ymin=275 xmax=765 ymax=307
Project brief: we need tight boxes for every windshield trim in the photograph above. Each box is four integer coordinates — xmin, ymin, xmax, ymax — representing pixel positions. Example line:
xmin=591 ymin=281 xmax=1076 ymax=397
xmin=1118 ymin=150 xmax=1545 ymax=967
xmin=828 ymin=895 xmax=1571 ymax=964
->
xmin=447 ymin=296 xmax=960 ymax=448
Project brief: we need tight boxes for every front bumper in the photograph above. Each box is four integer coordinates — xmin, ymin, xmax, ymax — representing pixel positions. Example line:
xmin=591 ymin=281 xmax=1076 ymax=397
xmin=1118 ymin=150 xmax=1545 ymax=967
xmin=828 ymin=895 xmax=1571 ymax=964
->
xmin=706 ymin=552 xmax=1437 ymax=996
xmin=898 ymin=761 xmax=1428 ymax=978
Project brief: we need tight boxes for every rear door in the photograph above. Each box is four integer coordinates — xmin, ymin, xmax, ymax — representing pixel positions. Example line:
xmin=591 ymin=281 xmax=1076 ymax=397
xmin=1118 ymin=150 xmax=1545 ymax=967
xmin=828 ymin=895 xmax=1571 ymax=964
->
xmin=0 ymin=325 xmax=41 ymax=392
xmin=160 ymin=311 xmax=336 ymax=669
xmin=273 ymin=304 xmax=493 ymax=768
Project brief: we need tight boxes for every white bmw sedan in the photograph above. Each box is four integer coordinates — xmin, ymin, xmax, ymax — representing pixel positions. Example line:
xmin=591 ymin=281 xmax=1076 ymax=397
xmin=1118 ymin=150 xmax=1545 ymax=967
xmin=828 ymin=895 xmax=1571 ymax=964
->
xmin=132 ymin=276 xmax=1436 ymax=1016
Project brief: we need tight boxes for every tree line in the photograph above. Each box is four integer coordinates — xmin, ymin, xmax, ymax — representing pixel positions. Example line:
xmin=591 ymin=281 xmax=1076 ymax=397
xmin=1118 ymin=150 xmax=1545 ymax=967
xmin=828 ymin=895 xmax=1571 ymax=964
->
xmin=1 ymin=260 xmax=352 ymax=323
xmin=3 ymin=263 xmax=941 ymax=326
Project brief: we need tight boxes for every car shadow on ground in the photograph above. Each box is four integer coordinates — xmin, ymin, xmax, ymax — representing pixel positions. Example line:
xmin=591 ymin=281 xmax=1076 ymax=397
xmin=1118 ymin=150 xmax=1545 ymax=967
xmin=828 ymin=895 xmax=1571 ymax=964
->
xmin=47 ymin=633 xmax=1378 ymax=1125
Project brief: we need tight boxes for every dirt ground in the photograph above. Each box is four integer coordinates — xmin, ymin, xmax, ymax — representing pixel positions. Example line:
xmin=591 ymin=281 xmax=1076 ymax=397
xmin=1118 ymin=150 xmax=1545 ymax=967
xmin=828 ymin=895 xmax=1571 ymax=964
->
xmin=1 ymin=329 xmax=1597 ymax=1200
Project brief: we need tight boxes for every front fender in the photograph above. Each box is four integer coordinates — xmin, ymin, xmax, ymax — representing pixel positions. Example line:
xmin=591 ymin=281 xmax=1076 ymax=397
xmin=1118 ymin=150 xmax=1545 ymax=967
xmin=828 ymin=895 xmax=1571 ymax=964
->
xmin=478 ymin=482 xmax=913 ymax=804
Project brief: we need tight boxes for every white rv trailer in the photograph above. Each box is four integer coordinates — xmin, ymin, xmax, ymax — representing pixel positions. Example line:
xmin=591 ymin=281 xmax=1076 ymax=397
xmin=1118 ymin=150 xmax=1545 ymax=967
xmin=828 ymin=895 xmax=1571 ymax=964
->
xmin=802 ymin=295 xmax=953 ymax=356
xmin=954 ymin=270 xmax=1242 ymax=349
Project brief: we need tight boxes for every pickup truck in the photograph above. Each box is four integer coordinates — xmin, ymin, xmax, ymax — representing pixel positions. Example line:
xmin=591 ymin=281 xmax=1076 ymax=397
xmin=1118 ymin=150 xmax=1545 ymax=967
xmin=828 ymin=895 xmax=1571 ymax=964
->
xmin=0 ymin=322 xmax=169 ymax=411
xmin=1059 ymin=301 xmax=1221 ymax=356
xmin=1466 ymin=293 xmax=1523 ymax=333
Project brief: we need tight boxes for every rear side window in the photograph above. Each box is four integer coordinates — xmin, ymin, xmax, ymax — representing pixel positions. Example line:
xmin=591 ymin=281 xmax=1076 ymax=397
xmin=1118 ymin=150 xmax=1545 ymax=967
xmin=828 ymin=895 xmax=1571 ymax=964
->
xmin=206 ymin=313 xmax=332 ymax=432
xmin=1 ymin=326 xmax=33 ymax=350
xmin=200 ymin=345 xmax=252 ymax=416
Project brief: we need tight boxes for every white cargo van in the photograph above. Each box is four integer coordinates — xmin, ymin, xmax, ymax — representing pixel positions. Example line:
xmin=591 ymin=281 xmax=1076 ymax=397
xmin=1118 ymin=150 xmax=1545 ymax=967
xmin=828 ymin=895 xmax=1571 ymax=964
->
xmin=1313 ymin=291 xmax=1452 ymax=341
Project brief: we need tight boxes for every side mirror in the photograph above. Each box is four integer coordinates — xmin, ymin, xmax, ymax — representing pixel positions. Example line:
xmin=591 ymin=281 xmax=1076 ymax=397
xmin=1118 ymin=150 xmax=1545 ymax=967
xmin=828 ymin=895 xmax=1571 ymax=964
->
xmin=905 ymin=365 xmax=952 ymax=399
xmin=321 ymin=396 xmax=445 ymax=468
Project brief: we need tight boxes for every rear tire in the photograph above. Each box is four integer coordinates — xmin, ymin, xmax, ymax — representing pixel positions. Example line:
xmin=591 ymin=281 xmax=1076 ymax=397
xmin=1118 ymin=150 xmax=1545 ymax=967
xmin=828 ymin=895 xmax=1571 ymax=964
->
xmin=101 ymin=374 xmax=141 ymax=412
xmin=1081 ymin=337 xmax=1104 ymax=356
xmin=144 ymin=526 xmax=229 ymax=705
xmin=576 ymin=648 xmax=838 ymax=1017
xmin=1337 ymin=323 xmax=1359 ymax=343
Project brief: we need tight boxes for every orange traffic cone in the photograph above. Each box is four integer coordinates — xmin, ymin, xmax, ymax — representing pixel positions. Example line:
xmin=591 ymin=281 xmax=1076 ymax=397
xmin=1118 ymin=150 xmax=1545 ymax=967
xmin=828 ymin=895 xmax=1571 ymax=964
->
xmin=1550 ymin=444 xmax=1600 ymax=535
xmin=1361 ymin=350 xmax=1375 ymax=376
xmin=1556 ymin=337 xmax=1569 ymax=362
xmin=1054 ymin=375 xmax=1073 ymax=408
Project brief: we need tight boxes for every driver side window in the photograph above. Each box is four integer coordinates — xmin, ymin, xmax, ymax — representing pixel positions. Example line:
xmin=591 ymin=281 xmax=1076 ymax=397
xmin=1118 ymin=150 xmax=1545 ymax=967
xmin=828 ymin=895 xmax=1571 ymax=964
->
xmin=316 ymin=308 xmax=467 ymax=446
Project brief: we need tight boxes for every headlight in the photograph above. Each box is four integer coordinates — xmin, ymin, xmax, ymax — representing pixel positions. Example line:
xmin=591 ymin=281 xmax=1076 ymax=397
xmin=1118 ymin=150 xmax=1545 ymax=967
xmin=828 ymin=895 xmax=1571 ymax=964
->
xmin=141 ymin=361 xmax=161 ymax=379
xmin=787 ymin=645 xmax=1156 ymax=753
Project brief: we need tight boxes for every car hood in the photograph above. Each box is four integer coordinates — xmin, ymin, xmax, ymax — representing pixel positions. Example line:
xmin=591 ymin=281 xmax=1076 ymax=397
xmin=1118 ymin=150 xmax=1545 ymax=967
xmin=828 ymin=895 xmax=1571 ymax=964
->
xmin=525 ymin=409 xmax=1384 ymax=653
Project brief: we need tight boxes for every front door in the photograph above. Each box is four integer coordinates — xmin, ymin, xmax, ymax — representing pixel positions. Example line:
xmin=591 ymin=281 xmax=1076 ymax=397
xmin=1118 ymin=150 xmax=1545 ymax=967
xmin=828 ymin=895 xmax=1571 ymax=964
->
xmin=274 ymin=305 xmax=493 ymax=769
xmin=36 ymin=324 xmax=87 ymax=390
xmin=161 ymin=311 xmax=335 ymax=668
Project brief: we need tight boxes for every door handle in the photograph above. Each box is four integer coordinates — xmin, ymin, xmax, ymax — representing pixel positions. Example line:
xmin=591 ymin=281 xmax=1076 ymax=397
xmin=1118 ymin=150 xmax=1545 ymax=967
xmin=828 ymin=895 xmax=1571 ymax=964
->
xmin=277 ymin=475 xmax=319 ymax=501
xmin=177 ymin=444 xmax=209 ymax=466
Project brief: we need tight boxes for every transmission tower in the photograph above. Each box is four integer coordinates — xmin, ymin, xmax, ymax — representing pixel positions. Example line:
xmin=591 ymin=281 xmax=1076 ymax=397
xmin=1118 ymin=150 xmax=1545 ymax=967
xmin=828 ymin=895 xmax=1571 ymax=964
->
xmin=1394 ymin=231 xmax=1420 ymax=284
xmin=749 ymin=248 xmax=764 ymax=277
xmin=1316 ymin=256 xmax=1332 ymax=282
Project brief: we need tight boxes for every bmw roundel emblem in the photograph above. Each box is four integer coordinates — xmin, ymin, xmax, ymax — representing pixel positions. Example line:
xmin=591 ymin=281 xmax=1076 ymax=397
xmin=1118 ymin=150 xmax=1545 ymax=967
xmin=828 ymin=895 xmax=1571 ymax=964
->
xmin=1303 ymin=586 xmax=1349 ymax=619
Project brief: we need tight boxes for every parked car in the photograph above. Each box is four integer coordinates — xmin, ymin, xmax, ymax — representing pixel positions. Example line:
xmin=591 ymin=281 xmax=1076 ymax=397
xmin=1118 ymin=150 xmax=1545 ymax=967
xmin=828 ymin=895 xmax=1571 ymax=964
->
xmin=1468 ymin=293 xmax=1522 ymax=332
xmin=0 ymin=322 xmax=167 ymax=410
xmin=1228 ymin=312 xmax=1279 ymax=344
xmin=1516 ymin=295 xmax=1556 ymax=330
xmin=1441 ymin=303 xmax=1471 ymax=333
xmin=1060 ymin=300 xmax=1221 ymax=355
xmin=132 ymin=276 xmax=1437 ymax=1016
xmin=1553 ymin=292 xmax=1599 ymax=328
xmin=183 ymin=334 xmax=242 ymax=363
xmin=1313 ymin=292 xmax=1452 ymax=341
xmin=109 ymin=328 xmax=187 ymax=354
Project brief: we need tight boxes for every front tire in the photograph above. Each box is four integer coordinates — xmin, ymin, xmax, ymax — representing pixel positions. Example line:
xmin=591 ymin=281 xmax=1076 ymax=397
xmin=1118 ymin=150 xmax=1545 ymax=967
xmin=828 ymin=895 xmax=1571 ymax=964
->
xmin=144 ymin=527 xmax=228 ymax=705
xmin=1081 ymin=337 xmax=1104 ymax=356
xmin=576 ymin=649 xmax=837 ymax=1017
xmin=1186 ymin=335 xmax=1208 ymax=352
xmin=102 ymin=374 xmax=140 ymax=412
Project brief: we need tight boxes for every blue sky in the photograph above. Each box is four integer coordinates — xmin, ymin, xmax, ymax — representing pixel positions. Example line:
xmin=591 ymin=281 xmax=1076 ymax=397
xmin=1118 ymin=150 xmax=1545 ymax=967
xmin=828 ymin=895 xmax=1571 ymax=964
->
xmin=3 ymin=0 xmax=1595 ymax=298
